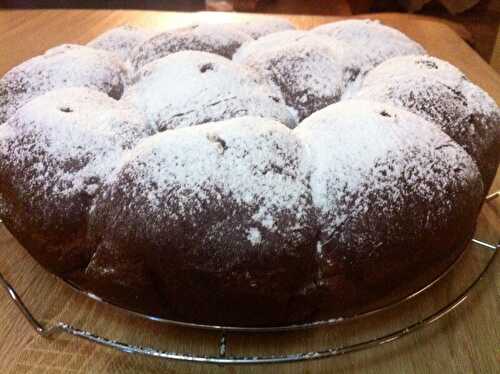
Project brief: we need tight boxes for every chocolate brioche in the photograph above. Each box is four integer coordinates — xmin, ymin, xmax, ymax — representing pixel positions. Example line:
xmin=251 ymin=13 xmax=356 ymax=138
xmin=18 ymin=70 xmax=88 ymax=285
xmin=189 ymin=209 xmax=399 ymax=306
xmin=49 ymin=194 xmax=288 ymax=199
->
xmin=0 ymin=17 xmax=497 ymax=326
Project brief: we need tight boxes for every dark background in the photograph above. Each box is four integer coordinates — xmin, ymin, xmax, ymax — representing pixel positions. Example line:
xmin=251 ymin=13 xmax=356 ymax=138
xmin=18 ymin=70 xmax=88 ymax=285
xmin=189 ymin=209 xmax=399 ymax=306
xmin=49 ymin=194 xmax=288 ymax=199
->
xmin=0 ymin=1 xmax=205 ymax=10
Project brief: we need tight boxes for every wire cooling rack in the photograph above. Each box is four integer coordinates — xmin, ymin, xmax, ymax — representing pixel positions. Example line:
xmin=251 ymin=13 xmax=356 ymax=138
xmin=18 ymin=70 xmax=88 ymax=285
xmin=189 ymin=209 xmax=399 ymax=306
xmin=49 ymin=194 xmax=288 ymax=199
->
xmin=0 ymin=190 xmax=498 ymax=365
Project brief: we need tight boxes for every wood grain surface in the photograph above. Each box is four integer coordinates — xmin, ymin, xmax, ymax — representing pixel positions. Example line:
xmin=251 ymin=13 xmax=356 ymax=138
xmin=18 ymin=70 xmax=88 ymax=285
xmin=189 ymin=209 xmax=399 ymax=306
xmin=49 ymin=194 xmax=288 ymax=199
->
xmin=0 ymin=10 xmax=499 ymax=374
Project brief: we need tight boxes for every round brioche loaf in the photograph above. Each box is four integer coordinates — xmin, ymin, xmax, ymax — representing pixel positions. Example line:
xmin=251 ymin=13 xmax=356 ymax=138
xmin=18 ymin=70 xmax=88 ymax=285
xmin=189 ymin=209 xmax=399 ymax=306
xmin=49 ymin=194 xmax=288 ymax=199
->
xmin=0 ymin=18 xmax=497 ymax=326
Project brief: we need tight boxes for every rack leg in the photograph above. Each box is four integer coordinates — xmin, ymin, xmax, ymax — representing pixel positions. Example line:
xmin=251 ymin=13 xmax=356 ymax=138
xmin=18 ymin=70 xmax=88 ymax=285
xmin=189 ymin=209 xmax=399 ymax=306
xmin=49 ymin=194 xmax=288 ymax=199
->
xmin=486 ymin=191 xmax=499 ymax=202
xmin=219 ymin=332 xmax=227 ymax=357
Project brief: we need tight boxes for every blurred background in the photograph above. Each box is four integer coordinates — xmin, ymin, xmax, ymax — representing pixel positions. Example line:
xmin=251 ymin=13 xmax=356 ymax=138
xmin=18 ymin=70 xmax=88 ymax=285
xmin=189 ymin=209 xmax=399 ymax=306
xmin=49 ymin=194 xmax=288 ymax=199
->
xmin=0 ymin=0 xmax=498 ymax=65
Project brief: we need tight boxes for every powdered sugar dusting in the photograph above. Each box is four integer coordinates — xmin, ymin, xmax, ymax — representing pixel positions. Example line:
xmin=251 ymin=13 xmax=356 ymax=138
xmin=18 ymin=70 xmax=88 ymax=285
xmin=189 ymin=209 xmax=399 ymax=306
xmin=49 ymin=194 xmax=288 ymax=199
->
xmin=313 ymin=19 xmax=426 ymax=74
xmin=229 ymin=17 xmax=296 ymax=39
xmin=234 ymin=31 xmax=354 ymax=121
xmin=354 ymin=55 xmax=500 ymax=185
xmin=357 ymin=55 xmax=498 ymax=119
xmin=0 ymin=44 xmax=126 ymax=125
xmin=101 ymin=117 xmax=313 ymax=241
xmin=88 ymin=25 xmax=159 ymax=61
xmin=129 ymin=23 xmax=252 ymax=72
xmin=295 ymin=99 xmax=483 ymax=241
xmin=233 ymin=30 xmax=309 ymax=61
xmin=0 ymin=87 xmax=150 ymax=200
xmin=116 ymin=117 xmax=307 ymax=204
xmin=123 ymin=51 xmax=296 ymax=131
xmin=247 ymin=227 xmax=262 ymax=245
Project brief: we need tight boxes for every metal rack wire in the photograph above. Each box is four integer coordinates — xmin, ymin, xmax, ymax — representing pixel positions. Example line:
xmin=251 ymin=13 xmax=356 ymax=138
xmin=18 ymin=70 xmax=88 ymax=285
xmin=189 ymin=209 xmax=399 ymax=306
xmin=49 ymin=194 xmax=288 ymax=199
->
xmin=0 ymin=191 xmax=498 ymax=365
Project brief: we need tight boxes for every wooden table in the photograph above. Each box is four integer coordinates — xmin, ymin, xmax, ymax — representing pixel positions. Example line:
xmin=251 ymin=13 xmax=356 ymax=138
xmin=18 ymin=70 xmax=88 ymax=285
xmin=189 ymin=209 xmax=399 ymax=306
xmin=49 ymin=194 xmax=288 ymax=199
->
xmin=0 ymin=10 xmax=499 ymax=374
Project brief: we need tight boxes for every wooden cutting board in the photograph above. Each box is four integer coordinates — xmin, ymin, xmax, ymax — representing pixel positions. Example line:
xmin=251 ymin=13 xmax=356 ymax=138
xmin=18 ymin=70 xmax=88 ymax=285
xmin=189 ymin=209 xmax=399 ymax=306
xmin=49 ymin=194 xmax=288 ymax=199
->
xmin=0 ymin=10 xmax=499 ymax=374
